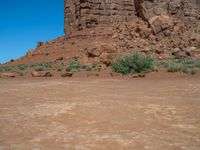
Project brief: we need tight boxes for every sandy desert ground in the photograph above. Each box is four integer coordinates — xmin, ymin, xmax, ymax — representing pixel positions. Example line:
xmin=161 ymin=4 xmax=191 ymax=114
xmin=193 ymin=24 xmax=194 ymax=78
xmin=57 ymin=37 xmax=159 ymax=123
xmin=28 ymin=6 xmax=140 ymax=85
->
xmin=0 ymin=74 xmax=200 ymax=150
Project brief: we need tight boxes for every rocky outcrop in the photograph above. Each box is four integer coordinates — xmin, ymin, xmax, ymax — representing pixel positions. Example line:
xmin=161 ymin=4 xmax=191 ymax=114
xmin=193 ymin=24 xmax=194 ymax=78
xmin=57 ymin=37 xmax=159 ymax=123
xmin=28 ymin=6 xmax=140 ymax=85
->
xmin=64 ymin=0 xmax=200 ymax=34
xmin=135 ymin=0 xmax=200 ymax=33
xmin=61 ymin=72 xmax=73 ymax=77
xmin=167 ymin=0 xmax=200 ymax=29
xmin=0 ymin=73 xmax=16 ymax=78
xmin=64 ymin=0 xmax=137 ymax=33
xmin=31 ymin=71 xmax=53 ymax=77
xmin=86 ymin=42 xmax=117 ymax=66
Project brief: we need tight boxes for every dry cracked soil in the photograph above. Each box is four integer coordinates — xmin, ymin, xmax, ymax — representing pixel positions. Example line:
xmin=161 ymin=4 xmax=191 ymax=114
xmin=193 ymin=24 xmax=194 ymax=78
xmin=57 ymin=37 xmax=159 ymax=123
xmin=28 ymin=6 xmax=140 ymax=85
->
xmin=0 ymin=74 xmax=200 ymax=150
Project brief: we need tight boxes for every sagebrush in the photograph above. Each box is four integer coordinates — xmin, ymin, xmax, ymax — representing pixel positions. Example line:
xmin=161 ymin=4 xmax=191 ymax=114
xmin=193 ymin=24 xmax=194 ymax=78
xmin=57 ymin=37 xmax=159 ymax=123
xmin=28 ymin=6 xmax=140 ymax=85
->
xmin=111 ymin=51 xmax=155 ymax=74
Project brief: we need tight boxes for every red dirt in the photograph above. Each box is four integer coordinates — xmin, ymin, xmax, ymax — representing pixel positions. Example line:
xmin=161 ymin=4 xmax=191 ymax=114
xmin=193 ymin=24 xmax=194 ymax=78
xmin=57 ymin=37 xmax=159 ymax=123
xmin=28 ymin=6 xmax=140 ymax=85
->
xmin=0 ymin=73 xmax=200 ymax=149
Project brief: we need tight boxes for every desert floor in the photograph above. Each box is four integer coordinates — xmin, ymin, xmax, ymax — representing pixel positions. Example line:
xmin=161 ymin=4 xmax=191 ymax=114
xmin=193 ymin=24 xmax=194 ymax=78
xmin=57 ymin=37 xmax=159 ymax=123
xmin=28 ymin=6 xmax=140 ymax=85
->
xmin=0 ymin=73 xmax=200 ymax=150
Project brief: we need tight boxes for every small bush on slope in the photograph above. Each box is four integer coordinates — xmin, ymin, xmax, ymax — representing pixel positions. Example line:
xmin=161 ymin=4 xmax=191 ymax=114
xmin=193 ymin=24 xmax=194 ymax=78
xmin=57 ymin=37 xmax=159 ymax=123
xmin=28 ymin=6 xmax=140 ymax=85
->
xmin=34 ymin=62 xmax=52 ymax=71
xmin=161 ymin=59 xmax=196 ymax=75
xmin=66 ymin=59 xmax=99 ymax=72
xmin=66 ymin=58 xmax=81 ymax=72
xmin=111 ymin=51 xmax=155 ymax=74
xmin=0 ymin=66 xmax=16 ymax=73
xmin=17 ymin=63 xmax=30 ymax=70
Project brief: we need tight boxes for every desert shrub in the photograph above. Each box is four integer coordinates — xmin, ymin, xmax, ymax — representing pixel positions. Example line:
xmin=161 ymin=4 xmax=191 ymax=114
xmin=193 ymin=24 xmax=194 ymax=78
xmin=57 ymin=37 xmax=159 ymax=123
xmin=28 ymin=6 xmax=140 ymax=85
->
xmin=34 ymin=62 xmax=52 ymax=71
xmin=17 ymin=63 xmax=30 ymax=70
xmin=17 ymin=72 xmax=24 ymax=76
xmin=195 ymin=61 xmax=200 ymax=68
xmin=57 ymin=68 xmax=62 ymax=72
xmin=183 ymin=60 xmax=196 ymax=65
xmin=35 ymin=67 xmax=44 ymax=71
xmin=37 ymin=62 xmax=52 ymax=68
xmin=0 ymin=66 xmax=15 ymax=72
xmin=0 ymin=67 xmax=3 ymax=72
xmin=162 ymin=60 xmax=196 ymax=74
xmin=65 ymin=59 xmax=98 ymax=72
xmin=111 ymin=51 xmax=155 ymax=74
xmin=94 ymin=67 xmax=101 ymax=72
xmin=81 ymin=65 xmax=93 ymax=71
xmin=164 ymin=61 xmax=184 ymax=72
xmin=66 ymin=58 xmax=80 ymax=72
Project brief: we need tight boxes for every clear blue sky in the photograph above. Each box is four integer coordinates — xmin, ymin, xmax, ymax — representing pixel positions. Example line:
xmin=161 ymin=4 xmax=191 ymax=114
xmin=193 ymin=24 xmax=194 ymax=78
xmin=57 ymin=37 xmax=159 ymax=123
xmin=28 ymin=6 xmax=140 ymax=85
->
xmin=0 ymin=0 xmax=64 ymax=64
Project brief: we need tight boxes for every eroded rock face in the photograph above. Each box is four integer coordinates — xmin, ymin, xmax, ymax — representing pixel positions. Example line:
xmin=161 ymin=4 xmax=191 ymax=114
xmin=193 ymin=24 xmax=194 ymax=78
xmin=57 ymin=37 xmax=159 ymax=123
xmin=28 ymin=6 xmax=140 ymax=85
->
xmin=64 ymin=0 xmax=200 ymax=34
xmin=64 ymin=0 xmax=137 ymax=33
xmin=86 ymin=42 xmax=117 ymax=66
xmin=167 ymin=0 xmax=200 ymax=29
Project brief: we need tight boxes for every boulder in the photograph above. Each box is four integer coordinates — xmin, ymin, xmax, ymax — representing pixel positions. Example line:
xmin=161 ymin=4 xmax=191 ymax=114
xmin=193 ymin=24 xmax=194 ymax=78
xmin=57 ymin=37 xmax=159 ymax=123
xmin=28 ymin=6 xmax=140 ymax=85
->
xmin=168 ymin=0 xmax=200 ymax=29
xmin=163 ymin=30 xmax=172 ymax=36
xmin=87 ymin=72 xmax=99 ymax=77
xmin=172 ymin=51 xmax=188 ymax=58
xmin=132 ymin=73 xmax=146 ymax=78
xmin=0 ymin=73 xmax=16 ymax=78
xmin=190 ymin=47 xmax=197 ymax=51
xmin=31 ymin=71 xmax=53 ymax=77
xmin=99 ymin=52 xmax=113 ymax=66
xmin=61 ymin=72 xmax=73 ymax=77
xmin=87 ymin=45 xmax=102 ymax=57
xmin=100 ymin=43 xmax=116 ymax=53
xmin=87 ymin=43 xmax=115 ymax=57
xmin=37 ymin=42 xmax=44 ymax=48
xmin=148 ymin=15 xmax=174 ymax=34
xmin=112 ymin=33 xmax=118 ymax=39
xmin=55 ymin=57 xmax=64 ymax=61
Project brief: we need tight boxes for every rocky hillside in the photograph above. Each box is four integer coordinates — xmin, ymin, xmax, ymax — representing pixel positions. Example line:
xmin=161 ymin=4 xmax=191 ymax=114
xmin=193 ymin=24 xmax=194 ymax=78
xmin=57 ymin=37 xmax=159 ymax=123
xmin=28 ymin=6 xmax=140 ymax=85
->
xmin=1 ymin=0 xmax=200 ymax=77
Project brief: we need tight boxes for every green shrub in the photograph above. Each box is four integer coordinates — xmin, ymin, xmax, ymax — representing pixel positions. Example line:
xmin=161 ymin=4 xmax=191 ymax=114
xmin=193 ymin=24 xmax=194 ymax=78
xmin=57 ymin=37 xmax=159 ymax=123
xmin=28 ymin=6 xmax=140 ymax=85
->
xmin=0 ymin=67 xmax=3 ymax=72
xmin=0 ymin=66 xmax=15 ymax=72
xmin=17 ymin=72 xmax=24 ymax=76
xmin=195 ymin=61 xmax=200 ymax=68
xmin=66 ymin=59 xmax=80 ymax=72
xmin=183 ymin=60 xmax=196 ymax=65
xmin=182 ymin=66 xmax=195 ymax=74
xmin=94 ymin=67 xmax=101 ymax=72
xmin=190 ymin=70 xmax=196 ymax=75
xmin=57 ymin=68 xmax=62 ymax=72
xmin=81 ymin=65 xmax=93 ymax=71
xmin=34 ymin=62 xmax=52 ymax=71
xmin=36 ymin=62 xmax=51 ymax=68
xmin=17 ymin=63 xmax=30 ymax=70
xmin=35 ymin=67 xmax=45 ymax=71
xmin=164 ymin=61 xmax=184 ymax=72
xmin=65 ymin=59 xmax=97 ymax=72
xmin=111 ymin=51 xmax=155 ymax=74
xmin=163 ymin=60 xmax=196 ymax=74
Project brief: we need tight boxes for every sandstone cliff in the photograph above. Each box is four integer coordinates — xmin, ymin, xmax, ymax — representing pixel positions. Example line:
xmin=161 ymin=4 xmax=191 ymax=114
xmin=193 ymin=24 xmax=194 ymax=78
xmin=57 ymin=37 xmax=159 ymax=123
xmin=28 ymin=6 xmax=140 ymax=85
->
xmin=64 ymin=0 xmax=200 ymax=34
xmin=64 ymin=0 xmax=137 ymax=33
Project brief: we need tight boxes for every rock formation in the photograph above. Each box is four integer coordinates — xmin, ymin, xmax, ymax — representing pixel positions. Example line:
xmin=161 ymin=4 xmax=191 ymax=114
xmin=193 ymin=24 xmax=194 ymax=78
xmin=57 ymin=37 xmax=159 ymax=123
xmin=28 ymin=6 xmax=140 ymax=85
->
xmin=7 ymin=0 xmax=200 ymax=69
xmin=64 ymin=0 xmax=200 ymax=34
xmin=64 ymin=0 xmax=137 ymax=33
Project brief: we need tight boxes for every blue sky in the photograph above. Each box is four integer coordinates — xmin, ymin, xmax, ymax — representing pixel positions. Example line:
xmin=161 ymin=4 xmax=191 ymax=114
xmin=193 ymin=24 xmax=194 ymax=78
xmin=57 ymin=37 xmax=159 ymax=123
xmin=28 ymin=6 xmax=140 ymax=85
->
xmin=0 ymin=0 xmax=64 ymax=63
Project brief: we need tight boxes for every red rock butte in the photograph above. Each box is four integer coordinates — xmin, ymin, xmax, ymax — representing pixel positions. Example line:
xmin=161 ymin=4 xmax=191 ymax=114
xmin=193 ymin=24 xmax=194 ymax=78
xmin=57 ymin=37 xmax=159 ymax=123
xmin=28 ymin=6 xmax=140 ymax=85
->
xmin=64 ymin=0 xmax=200 ymax=34
xmin=64 ymin=0 xmax=137 ymax=33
